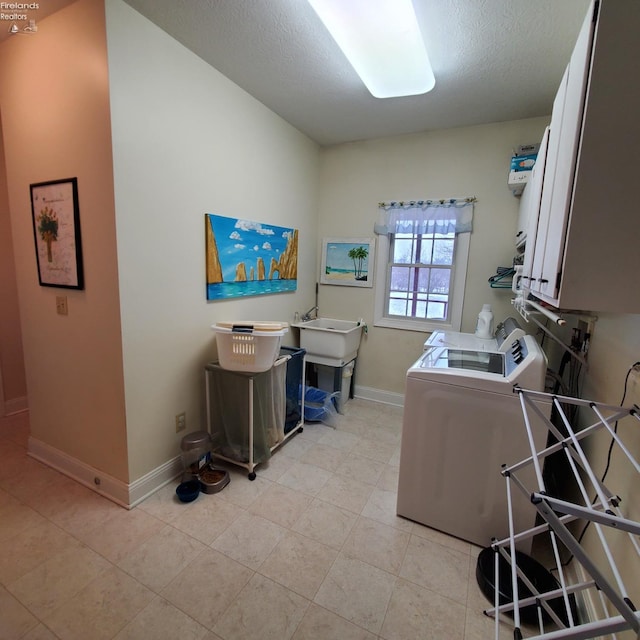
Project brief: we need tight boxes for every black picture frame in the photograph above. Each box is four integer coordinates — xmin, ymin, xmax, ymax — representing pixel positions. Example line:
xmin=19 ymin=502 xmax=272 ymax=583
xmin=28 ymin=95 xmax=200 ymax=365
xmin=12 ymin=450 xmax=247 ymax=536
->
xmin=30 ymin=177 xmax=84 ymax=290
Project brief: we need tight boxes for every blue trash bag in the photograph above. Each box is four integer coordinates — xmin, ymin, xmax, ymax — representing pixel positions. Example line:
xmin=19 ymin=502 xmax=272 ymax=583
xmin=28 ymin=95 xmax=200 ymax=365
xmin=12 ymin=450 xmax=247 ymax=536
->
xmin=302 ymin=386 xmax=340 ymax=428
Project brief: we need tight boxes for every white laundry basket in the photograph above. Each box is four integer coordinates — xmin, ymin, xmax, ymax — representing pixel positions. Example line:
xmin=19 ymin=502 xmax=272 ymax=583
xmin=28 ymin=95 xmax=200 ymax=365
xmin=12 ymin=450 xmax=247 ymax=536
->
xmin=212 ymin=322 xmax=288 ymax=373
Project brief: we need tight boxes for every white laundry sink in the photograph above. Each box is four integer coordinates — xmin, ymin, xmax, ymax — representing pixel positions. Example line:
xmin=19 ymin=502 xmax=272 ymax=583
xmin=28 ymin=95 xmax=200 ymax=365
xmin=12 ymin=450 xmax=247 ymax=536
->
xmin=292 ymin=317 xmax=363 ymax=365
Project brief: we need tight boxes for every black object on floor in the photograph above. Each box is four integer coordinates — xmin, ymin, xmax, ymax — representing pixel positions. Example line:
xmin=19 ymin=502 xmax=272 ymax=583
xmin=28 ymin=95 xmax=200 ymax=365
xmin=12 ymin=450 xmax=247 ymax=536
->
xmin=175 ymin=479 xmax=200 ymax=503
xmin=476 ymin=547 xmax=578 ymax=627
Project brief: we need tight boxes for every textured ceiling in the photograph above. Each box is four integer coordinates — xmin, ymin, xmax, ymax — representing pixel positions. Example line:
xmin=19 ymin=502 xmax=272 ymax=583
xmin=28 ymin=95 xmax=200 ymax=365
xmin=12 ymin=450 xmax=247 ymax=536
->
xmin=121 ymin=0 xmax=592 ymax=145
xmin=4 ymin=0 xmax=592 ymax=146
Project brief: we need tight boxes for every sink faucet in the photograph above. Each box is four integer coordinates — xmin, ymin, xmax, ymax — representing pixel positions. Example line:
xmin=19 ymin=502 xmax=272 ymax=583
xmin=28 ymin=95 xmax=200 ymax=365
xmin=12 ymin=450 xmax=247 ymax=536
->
xmin=301 ymin=306 xmax=318 ymax=321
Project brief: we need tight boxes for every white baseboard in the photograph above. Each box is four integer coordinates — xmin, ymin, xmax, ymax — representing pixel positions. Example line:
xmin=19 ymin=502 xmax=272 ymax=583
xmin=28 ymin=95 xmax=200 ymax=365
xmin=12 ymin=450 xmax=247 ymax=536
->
xmin=26 ymin=387 xmax=403 ymax=507
xmin=28 ymin=436 xmax=182 ymax=509
xmin=128 ymin=456 xmax=183 ymax=508
xmin=4 ymin=396 xmax=28 ymax=416
xmin=353 ymin=384 xmax=404 ymax=407
xmin=28 ymin=437 xmax=131 ymax=507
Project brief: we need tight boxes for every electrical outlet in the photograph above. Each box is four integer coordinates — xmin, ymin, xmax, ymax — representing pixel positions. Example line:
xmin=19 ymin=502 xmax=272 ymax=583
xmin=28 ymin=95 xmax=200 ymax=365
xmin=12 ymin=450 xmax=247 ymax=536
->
xmin=629 ymin=363 xmax=640 ymax=386
xmin=627 ymin=364 xmax=640 ymax=407
xmin=575 ymin=317 xmax=596 ymax=356
xmin=56 ymin=296 xmax=68 ymax=315
xmin=175 ymin=412 xmax=186 ymax=433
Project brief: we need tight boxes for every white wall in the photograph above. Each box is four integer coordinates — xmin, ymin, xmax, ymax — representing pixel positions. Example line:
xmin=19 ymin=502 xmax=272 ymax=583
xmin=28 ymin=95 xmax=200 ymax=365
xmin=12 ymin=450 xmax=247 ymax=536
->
xmin=316 ymin=118 xmax=549 ymax=395
xmin=0 ymin=0 xmax=320 ymax=493
xmin=579 ymin=313 xmax=640 ymax=614
xmin=0 ymin=1 xmax=129 ymax=480
xmin=0 ymin=115 xmax=27 ymax=414
xmin=105 ymin=0 xmax=321 ymax=481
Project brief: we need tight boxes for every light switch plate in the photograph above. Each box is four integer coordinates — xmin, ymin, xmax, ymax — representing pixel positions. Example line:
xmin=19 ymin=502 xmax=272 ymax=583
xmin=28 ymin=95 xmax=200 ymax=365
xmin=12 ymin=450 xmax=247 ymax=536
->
xmin=56 ymin=296 xmax=68 ymax=315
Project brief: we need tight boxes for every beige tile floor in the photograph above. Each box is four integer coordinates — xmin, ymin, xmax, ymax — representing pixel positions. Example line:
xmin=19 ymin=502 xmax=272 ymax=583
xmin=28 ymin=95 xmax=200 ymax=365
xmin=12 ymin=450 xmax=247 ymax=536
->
xmin=0 ymin=400 xmax=516 ymax=640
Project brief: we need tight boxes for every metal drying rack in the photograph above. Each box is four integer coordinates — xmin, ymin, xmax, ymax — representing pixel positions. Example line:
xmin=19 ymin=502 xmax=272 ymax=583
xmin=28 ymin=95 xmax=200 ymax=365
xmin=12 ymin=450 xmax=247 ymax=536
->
xmin=483 ymin=388 xmax=640 ymax=639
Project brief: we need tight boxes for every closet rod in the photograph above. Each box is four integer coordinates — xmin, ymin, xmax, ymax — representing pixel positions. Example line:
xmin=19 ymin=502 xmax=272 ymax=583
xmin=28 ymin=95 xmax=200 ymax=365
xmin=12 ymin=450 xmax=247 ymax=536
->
xmin=528 ymin=312 xmax=588 ymax=369
xmin=512 ymin=297 xmax=590 ymax=369
xmin=526 ymin=298 xmax=566 ymax=325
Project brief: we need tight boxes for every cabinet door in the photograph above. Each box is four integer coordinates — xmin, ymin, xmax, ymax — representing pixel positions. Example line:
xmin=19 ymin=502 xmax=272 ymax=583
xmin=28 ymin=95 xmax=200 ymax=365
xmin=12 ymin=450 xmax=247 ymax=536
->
xmin=520 ymin=127 xmax=549 ymax=289
xmin=531 ymin=2 xmax=595 ymax=302
xmin=515 ymin=187 xmax=530 ymax=250
xmin=529 ymin=73 xmax=567 ymax=297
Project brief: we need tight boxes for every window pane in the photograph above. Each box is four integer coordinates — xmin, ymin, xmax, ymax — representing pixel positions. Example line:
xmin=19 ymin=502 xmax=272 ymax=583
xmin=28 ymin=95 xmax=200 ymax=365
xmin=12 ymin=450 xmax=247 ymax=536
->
xmin=390 ymin=266 xmax=410 ymax=291
xmin=427 ymin=300 xmax=447 ymax=319
xmin=417 ymin=268 xmax=430 ymax=292
xmin=388 ymin=296 xmax=409 ymax=316
xmin=418 ymin=237 xmax=434 ymax=264
xmin=433 ymin=238 xmax=454 ymax=265
xmin=430 ymin=269 xmax=451 ymax=294
xmin=393 ymin=237 xmax=414 ymax=264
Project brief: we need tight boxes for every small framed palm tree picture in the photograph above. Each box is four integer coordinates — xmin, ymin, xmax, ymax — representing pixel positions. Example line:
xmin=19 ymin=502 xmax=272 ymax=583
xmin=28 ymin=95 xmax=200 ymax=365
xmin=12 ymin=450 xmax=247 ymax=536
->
xmin=320 ymin=237 xmax=374 ymax=287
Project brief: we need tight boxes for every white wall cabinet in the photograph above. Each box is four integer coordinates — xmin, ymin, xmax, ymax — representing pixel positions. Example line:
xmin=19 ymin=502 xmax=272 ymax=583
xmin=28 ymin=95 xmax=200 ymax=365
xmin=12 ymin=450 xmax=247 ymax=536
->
xmin=519 ymin=127 xmax=549 ymax=279
xmin=522 ymin=0 xmax=640 ymax=313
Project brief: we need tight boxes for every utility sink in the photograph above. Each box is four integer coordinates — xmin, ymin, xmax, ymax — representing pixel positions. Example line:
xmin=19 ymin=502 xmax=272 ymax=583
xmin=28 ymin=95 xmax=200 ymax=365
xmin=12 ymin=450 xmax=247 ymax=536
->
xmin=292 ymin=318 xmax=363 ymax=366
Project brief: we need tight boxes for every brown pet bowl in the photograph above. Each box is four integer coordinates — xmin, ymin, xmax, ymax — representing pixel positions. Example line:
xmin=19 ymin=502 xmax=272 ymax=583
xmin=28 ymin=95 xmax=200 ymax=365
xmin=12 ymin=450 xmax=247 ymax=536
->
xmin=198 ymin=464 xmax=230 ymax=494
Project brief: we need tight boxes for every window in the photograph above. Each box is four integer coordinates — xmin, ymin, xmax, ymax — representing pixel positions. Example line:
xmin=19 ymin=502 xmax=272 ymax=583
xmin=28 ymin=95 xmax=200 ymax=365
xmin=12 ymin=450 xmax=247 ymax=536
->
xmin=373 ymin=200 xmax=473 ymax=332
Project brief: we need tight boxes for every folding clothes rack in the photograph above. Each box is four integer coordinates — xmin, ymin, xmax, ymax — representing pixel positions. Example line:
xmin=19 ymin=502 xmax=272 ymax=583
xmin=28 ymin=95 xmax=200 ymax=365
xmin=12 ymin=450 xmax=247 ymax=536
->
xmin=484 ymin=388 xmax=640 ymax=639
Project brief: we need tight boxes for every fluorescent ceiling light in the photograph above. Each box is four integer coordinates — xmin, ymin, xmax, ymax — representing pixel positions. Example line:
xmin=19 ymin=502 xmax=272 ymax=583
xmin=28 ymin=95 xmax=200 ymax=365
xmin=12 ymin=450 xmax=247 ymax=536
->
xmin=308 ymin=0 xmax=435 ymax=99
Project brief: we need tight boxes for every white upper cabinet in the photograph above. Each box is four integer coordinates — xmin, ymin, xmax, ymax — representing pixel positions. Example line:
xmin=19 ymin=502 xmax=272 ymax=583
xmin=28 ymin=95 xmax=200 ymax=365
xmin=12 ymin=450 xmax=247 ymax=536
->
xmin=520 ymin=127 xmax=549 ymax=287
xmin=522 ymin=0 xmax=640 ymax=313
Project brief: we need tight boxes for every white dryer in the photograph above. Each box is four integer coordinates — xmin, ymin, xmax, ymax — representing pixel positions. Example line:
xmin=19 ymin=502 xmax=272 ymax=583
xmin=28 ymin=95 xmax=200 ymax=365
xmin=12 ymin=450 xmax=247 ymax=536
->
xmin=425 ymin=316 xmax=525 ymax=352
xmin=397 ymin=334 xmax=549 ymax=550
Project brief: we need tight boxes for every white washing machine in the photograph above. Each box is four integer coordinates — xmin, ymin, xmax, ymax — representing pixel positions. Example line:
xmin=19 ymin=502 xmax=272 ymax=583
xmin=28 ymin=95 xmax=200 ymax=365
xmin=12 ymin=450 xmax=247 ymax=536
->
xmin=425 ymin=316 xmax=526 ymax=352
xmin=397 ymin=334 xmax=550 ymax=550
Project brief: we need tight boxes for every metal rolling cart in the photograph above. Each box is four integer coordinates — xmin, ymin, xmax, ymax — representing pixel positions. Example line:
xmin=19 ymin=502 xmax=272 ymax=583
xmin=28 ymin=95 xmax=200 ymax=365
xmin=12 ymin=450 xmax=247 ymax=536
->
xmin=481 ymin=388 xmax=640 ymax=639
xmin=207 ymin=322 xmax=305 ymax=480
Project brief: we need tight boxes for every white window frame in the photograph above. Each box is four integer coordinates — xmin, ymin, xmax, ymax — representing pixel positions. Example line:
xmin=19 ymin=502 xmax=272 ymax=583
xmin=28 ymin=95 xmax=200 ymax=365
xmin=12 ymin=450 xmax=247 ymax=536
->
xmin=373 ymin=229 xmax=470 ymax=332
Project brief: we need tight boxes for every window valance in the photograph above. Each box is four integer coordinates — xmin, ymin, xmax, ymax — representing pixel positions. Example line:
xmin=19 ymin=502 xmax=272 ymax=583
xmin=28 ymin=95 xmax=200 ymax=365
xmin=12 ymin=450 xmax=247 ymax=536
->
xmin=374 ymin=198 xmax=476 ymax=235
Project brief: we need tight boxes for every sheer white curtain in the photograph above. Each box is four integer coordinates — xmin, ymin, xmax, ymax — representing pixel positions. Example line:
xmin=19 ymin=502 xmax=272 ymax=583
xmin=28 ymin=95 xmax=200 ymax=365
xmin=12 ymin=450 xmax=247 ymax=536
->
xmin=374 ymin=198 xmax=475 ymax=235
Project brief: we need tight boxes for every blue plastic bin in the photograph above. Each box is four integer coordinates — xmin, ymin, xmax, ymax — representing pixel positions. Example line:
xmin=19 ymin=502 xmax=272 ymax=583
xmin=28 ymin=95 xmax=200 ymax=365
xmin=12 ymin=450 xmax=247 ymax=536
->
xmin=302 ymin=385 xmax=339 ymax=427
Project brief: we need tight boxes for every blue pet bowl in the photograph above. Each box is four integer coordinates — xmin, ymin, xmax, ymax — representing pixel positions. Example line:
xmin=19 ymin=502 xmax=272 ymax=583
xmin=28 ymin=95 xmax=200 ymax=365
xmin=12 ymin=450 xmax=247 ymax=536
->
xmin=176 ymin=479 xmax=200 ymax=503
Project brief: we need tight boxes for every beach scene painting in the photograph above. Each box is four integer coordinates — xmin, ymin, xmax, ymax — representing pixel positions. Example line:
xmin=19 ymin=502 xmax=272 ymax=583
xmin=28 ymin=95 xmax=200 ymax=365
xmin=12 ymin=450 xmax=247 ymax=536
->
xmin=205 ymin=214 xmax=298 ymax=300
xmin=320 ymin=237 xmax=375 ymax=288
